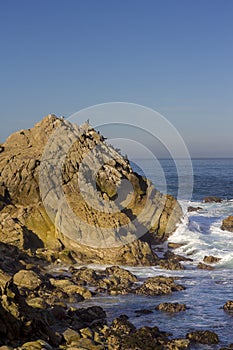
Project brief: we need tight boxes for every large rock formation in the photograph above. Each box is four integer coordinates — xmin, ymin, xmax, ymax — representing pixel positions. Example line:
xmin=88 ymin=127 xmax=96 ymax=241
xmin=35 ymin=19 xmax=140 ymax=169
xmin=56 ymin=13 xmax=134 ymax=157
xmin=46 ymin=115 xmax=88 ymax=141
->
xmin=0 ymin=115 xmax=182 ymax=265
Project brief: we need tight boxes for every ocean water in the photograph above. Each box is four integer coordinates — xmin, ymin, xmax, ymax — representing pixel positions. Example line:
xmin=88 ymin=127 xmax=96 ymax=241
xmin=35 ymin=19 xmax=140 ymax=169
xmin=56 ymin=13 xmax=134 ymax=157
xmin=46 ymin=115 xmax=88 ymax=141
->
xmin=77 ymin=158 xmax=233 ymax=349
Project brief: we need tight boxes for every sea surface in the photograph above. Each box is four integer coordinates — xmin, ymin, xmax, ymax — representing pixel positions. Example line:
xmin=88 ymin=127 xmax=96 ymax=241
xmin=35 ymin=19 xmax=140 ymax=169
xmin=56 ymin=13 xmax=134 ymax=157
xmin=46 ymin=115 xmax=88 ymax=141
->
xmin=76 ymin=158 xmax=233 ymax=349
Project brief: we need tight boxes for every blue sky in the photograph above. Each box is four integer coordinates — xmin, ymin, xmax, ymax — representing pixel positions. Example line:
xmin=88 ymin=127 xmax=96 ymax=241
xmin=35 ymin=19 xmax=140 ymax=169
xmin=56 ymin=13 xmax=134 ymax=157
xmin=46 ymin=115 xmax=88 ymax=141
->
xmin=0 ymin=0 xmax=232 ymax=157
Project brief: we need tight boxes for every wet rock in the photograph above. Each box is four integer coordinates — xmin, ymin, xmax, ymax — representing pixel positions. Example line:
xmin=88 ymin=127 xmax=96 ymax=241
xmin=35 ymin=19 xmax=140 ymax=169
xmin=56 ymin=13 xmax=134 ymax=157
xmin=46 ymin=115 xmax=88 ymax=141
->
xmin=223 ymin=300 xmax=233 ymax=312
xmin=197 ymin=262 xmax=214 ymax=270
xmin=203 ymin=196 xmax=222 ymax=203
xmin=156 ymin=302 xmax=186 ymax=313
xmin=187 ymin=206 xmax=203 ymax=212
xmin=105 ymin=266 xmax=138 ymax=283
xmin=221 ymin=216 xmax=233 ymax=233
xmin=110 ymin=315 xmax=136 ymax=335
xmin=135 ymin=276 xmax=185 ymax=296
xmin=158 ymin=259 xmax=184 ymax=270
xmin=186 ymin=330 xmax=219 ymax=344
xmin=71 ymin=266 xmax=99 ymax=285
xmin=158 ymin=250 xmax=192 ymax=270
xmin=165 ymin=338 xmax=190 ymax=349
xmin=220 ymin=345 xmax=233 ymax=350
xmin=167 ymin=242 xmax=185 ymax=249
xmin=203 ymin=255 xmax=221 ymax=264
xmin=135 ymin=309 xmax=153 ymax=315
xmin=13 ymin=270 xmax=42 ymax=290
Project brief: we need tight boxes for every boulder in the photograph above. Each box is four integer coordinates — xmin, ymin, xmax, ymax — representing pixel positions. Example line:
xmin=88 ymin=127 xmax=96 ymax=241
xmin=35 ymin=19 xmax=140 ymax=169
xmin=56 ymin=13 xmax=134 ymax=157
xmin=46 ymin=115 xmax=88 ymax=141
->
xmin=221 ymin=216 xmax=233 ymax=232
xmin=135 ymin=276 xmax=185 ymax=296
xmin=13 ymin=270 xmax=42 ymax=290
xmin=223 ymin=300 xmax=233 ymax=312
xmin=197 ymin=262 xmax=214 ymax=270
xmin=186 ymin=330 xmax=219 ymax=344
xmin=203 ymin=255 xmax=221 ymax=264
xmin=156 ymin=302 xmax=186 ymax=313
xmin=203 ymin=196 xmax=222 ymax=203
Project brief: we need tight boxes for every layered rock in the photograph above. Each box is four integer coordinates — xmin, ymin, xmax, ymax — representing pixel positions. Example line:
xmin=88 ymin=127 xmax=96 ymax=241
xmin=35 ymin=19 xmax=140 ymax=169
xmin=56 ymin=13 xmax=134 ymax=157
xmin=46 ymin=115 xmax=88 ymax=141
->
xmin=0 ymin=115 xmax=182 ymax=265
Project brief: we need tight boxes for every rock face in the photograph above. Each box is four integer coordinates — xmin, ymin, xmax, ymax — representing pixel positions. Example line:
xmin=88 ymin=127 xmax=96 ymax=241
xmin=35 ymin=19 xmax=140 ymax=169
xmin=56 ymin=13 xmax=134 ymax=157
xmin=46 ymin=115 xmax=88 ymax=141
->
xmin=221 ymin=216 xmax=233 ymax=232
xmin=0 ymin=115 xmax=182 ymax=265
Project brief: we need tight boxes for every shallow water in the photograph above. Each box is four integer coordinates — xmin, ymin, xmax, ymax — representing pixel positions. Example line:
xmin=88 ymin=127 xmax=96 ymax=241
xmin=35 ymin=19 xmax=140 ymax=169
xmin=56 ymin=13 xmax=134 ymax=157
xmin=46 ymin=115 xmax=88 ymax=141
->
xmin=74 ymin=159 xmax=233 ymax=348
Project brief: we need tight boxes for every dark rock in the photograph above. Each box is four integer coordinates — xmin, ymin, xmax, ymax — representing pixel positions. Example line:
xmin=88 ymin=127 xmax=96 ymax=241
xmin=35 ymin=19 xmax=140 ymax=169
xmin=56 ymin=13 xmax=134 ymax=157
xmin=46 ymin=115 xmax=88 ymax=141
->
xmin=221 ymin=216 xmax=233 ymax=232
xmin=186 ymin=330 xmax=219 ymax=344
xmin=135 ymin=276 xmax=185 ymax=296
xmin=164 ymin=250 xmax=192 ymax=262
xmin=165 ymin=338 xmax=190 ymax=349
xmin=203 ymin=196 xmax=222 ymax=203
xmin=158 ymin=259 xmax=184 ymax=270
xmin=197 ymin=262 xmax=214 ymax=270
xmin=223 ymin=300 xmax=233 ymax=312
xmin=105 ymin=266 xmax=138 ymax=283
xmin=156 ymin=302 xmax=186 ymax=313
xmin=203 ymin=255 xmax=221 ymax=264
xmin=135 ymin=309 xmax=153 ymax=315
xmin=188 ymin=206 xmax=203 ymax=212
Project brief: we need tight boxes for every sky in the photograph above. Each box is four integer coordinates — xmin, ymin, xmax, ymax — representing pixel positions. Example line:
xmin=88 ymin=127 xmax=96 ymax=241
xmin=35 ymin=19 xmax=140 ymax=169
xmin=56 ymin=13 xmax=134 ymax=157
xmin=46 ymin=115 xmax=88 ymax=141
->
xmin=0 ymin=0 xmax=232 ymax=157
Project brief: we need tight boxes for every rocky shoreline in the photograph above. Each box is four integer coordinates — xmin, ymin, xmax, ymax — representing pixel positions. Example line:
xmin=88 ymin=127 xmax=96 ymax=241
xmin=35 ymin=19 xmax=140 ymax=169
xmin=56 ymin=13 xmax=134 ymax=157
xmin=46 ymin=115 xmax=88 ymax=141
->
xmin=1 ymin=247 xmax=232 ymax=350
xmin=1 ymin=116 xmax=233 ymax=349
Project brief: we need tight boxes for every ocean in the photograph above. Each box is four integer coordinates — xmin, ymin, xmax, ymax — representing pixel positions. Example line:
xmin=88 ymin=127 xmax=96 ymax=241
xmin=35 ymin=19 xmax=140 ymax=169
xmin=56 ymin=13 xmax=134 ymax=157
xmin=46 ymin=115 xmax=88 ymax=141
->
xmin=77 ymin=158 xmax=233 ymax=349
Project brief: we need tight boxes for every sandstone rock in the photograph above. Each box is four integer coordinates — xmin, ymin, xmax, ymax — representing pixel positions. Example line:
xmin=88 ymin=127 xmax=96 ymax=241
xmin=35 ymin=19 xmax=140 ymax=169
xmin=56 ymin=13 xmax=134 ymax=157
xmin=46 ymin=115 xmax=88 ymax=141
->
xmin=203 ymin=255 xmax=221 ymax=264
xmin=203 ymin=196 xmax=222 ymax=203
xmin=186 ymin=330 xmax=219 ymax=344
xmin=0 ymin=115 xmax=182 ymax=266
xmin=221 ymin=216 xmax=233 ymax=232
xmin=156 ymin=302 xmax=186 ymax=313
xmin=13 ymin=270 xmax=42 ymax=290
xmin=135 ymin=276 xmax=185 ymax=296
